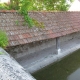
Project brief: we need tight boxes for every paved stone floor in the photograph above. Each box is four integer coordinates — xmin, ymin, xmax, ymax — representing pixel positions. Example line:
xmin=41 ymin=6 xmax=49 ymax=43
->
xmin=16 ymin=38 xmax=80 ymax=73
xmin=0 ymin=48 xmax=36 ymax=80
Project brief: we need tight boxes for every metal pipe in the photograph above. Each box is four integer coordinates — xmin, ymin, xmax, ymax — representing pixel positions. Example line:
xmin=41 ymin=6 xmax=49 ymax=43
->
xmin=56 ymin=37 xmax=61 ymax=54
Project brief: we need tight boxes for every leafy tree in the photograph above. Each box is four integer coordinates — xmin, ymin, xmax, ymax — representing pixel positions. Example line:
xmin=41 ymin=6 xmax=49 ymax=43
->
xmin=7 ymin=0 xmax=20 ymax=10
xmin=33 ymin=0 xmax=74 ymax=11
xmin=6 ymin=0 xmax=74 ymax=11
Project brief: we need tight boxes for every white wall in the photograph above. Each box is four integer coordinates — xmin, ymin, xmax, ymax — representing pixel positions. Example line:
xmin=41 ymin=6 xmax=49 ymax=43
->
xmin=0 ymin=0 xmax=10 ymax=3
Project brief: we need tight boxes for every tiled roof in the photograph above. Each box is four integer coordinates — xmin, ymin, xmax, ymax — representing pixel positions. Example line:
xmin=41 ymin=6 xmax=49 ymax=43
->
xmin=0 ymin=10 xmax=80 ymax=47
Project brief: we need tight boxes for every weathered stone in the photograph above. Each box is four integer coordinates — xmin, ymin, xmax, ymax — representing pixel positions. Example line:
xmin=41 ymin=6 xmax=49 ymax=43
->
xmin=0 ymin=48 xmax=36 ymax=80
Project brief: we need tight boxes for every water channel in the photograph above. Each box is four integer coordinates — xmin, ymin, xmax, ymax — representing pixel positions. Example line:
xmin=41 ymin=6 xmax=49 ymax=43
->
xmin=32 ymin=49 xmax=80 ymax=80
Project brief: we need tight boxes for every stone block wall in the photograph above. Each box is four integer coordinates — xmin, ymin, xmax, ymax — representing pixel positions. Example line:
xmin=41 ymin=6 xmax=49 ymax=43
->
xmin=6 ymin=39 xmax=56 ymax=59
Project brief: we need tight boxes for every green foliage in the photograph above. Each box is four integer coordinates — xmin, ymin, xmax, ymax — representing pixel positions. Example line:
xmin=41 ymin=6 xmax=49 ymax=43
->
xmin=32 ymin=19 xmax=45 ymax=28
xmin=32 ymin=0 xmax=74 ymax=11
xmin=19 ymin=0 xmax=33 ymax=11
xmin=0 ymin=0 xmax=74 ymax=11
xmin=6 ymin=0 xmax=20 ymax=10
xmin=0 ymin=3 xmax=8 ymax=10
xmin=23 ymin=22 xmax=26 ymax=26
xmin=0 ymin=52 xmax=4 ymax=55
xmin=20 ymin=11 xmax=34 ymax=28
xmin=19 ymin=0 xmax=46 ymax=28
xmin=16 ymin=0 xmax=74 ymax=28
xmin=15 ymin=20 xmax=19 ymax=26
xmin=23 ymin=13 xmax=34 ymax=28
xmin=19 ymin=0 xmax=34 ymax=28
xmin=0 ymin=30 xmax=8 ymax=48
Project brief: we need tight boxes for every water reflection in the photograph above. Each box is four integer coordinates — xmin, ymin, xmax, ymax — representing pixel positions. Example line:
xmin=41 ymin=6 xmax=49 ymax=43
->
xmin=32 ymin=49 xmax=80 ymax=80
xmin=67 ymin=68 xmax=80 ymax=80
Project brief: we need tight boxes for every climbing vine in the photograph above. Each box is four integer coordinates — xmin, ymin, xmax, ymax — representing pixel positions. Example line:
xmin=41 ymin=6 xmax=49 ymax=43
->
xmin=19 ymin=0 xmax=45 ymax=28
xmin=19 ymin=0 xmax=34 ymax=28
xmin=19 ymin=9 xmax=45 ymax=28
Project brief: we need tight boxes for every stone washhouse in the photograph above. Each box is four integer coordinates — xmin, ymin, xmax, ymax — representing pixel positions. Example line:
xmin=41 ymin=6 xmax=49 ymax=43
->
xmin=0 ymin=10 xmax=80 ymax=79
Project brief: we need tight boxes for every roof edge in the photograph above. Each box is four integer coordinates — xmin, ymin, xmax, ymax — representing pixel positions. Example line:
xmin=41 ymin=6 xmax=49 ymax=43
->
xmin=0 ymin=10 xmax=17 ymax=13
xmin=0 ymin=10 xmax=80 ymax=13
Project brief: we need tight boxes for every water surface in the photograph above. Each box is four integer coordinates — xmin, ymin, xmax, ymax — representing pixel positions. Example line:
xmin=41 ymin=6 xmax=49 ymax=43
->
xmin=32 ymin=49 xmax=80 ymax=80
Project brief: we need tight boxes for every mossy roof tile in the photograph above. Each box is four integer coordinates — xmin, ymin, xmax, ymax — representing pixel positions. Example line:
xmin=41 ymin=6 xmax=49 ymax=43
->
xmin=0 ymin=11 xmax=80 ymax=47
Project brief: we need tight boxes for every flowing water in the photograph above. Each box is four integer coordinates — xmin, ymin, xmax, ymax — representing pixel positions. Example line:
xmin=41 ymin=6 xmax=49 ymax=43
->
xmin=32 ymin=49 xmax=80 ymax=80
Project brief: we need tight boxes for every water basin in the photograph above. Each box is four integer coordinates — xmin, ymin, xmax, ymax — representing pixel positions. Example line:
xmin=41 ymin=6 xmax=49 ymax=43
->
xmin=32 ymin=49 xmax=80 ymax=80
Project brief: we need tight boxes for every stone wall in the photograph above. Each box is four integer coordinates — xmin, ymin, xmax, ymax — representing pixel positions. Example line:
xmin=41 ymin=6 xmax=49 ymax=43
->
xmin=6 ymin=39 xmax=56 ymax=59
xmin=6 ymin=32 xmax=80 ymax=59
xmin=59 ymin=32 xmax=80 ymax=42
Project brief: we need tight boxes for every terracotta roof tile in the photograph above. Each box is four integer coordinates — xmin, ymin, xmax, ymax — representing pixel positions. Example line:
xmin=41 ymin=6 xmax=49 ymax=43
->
xmin=22 ymin=33 xmax=31 ymax=38
xmin=47 ymin=30 xmax=53 ymax=34
xmin=48 ymin=33 xmax=58 ymax=39
xmin=27 ymin=38 xmax=34 ymax=43
xmin=18 ymin=35 xmax=23 ymax=39
xmin=23 ymin=39 xmax=28 ymax=43
xmin=14 ymin=35 xmax=19 ymax=40
xmin=9 ymin=36 xmax=15 ymax=41
xmin=9 ymin=40 xmax=19 ymax=46
xmin=8 ymin=35 xmax=19 ymax=42
xmin=61 ymin=31 xmax=68 ymax=36
xmin=33 ymin=32 xmax=39 ymax=36
xmin=18 ymin=40 xmax=25 ymax=45
xmin=0 ymin=11 xmax=80 ymax=47
xmin=75 ymin=28 xmax=78 ymax=32
xmin=31 ymin=37 xmax=36 ymax=42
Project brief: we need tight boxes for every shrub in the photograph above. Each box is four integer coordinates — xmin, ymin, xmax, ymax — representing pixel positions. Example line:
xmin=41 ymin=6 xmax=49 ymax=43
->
xmin=0 ymin=30 xmax=8 ymax=48
xmin=0 ymin=3 xmax=9 ymax=10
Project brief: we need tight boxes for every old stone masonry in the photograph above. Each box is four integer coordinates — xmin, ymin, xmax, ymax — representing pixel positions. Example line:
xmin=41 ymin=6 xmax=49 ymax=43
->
xmin=0 ymin=48 xmax=36 ymax=80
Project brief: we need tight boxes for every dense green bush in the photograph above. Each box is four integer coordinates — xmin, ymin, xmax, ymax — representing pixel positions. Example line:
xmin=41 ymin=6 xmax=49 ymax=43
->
xmin=0 ymin=3 xmax=9 ymax=10
xmin=0 ymin=30 xmax=8 ymax=48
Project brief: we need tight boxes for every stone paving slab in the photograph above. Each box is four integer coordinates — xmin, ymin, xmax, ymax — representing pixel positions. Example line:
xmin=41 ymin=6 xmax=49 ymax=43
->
xmin=0 ymin=48 xmax=36 ymax=80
